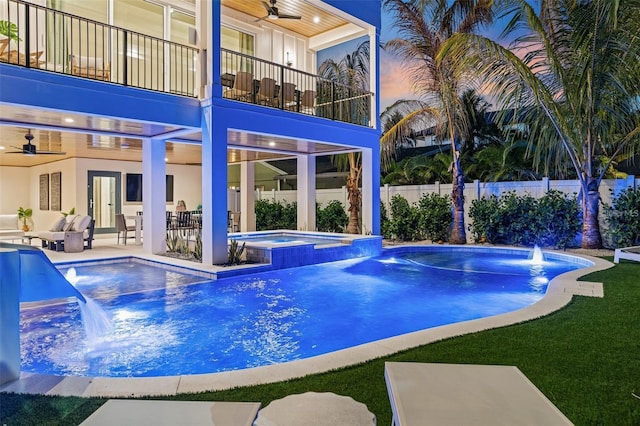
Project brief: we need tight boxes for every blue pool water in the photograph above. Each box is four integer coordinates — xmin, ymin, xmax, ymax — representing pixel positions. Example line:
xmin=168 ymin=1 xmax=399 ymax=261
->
xmin=19 ymin=247 xmax=588 ymax=378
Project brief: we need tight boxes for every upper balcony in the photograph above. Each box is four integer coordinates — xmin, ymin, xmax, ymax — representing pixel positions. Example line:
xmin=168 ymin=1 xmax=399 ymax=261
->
xmin=0 ymin=0 xmax=374 ymax=128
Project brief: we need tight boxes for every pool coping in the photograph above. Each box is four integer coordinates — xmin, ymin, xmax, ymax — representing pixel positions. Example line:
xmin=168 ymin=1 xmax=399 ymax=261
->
xmin=1 ymin=245 xmax=613 ymax=397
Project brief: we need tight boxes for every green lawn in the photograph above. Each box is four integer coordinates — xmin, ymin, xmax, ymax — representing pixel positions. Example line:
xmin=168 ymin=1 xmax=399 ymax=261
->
xmin=2 ymin=259 xmax=639 ymax=425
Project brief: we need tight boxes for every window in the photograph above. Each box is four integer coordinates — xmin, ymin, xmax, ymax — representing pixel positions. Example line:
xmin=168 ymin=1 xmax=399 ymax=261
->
xmin=222 ymin=26 xmax=254 ymax=74
xmin=126 ymin=174 xmax=174 ymax=202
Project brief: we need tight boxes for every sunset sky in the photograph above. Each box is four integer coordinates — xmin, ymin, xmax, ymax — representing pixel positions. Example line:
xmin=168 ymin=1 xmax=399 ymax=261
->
xmin=318 ymin=4 xmax=526 ymax=112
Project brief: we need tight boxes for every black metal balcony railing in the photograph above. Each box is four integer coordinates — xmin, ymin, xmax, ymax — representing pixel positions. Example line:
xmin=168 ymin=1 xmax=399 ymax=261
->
xmin=222 ymin=49 xmax=372 ymax=127
xmin=1 ymin=0 xmax=373 ymax=126
xmin=0 ymin=0 xmax=198 ymax=97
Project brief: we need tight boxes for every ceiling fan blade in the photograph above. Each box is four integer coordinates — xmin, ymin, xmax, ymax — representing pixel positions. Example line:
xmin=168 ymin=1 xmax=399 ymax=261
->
xmin=261 ymin=1 xmax=275 ymax=14
xmin=5 ymin=145 xmax=65 ymax=155
xmin=254 ymin=15 xmax=270 ymax=22
xmin=278 ymin=13 xmax=301 ymax=19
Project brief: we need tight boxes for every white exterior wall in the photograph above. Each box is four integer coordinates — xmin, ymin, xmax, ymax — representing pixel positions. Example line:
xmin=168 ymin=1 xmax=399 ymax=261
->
xmin=0 ymin=160 xmax=202 ymax=232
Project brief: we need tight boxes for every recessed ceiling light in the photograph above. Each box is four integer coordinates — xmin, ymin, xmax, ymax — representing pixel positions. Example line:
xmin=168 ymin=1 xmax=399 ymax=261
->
xmin=0 ymin=146 xmax=5 ymax=150
xmin=64 ymin=118 xmax=74 ymax=123
xmin=165 ymin=157 xmax=169 ymax=162
xmin=268 ymin=141 xmax=276 ymax=147
xmin=313 ymin=16 xmax=320 ymax=24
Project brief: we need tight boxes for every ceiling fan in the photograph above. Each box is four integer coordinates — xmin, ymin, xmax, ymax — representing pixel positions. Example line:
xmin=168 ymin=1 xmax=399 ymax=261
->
xmin=6 ymin=130 xmax=66 ymax=156
xmin=255 ymin=0 xmax=302 ymax=22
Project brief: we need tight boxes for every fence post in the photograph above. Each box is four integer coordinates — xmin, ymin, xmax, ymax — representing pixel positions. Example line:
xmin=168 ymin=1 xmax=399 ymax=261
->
xmin=384 ymin=184 xmax=390 ymax=214
xmin=435 ymin=181 xmax=440 ymax=195
xmin=542 ymin=177 xmax=550 ymax=195
xmin=626 ymin=175 xmax=636 ymax=190
xmin=474 ymin=179 xmax=480 ymax=202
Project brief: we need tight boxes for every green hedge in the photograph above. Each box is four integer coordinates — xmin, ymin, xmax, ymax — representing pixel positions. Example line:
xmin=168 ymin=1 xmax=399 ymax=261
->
xmin=468 ymin=190 xmax=581 ymax=248
xmin=255 ymin=199 xmax=297 ymax=230
xmin=316 ymin=200 xmax=349 ymax=233
xmin=255 ymin=199 xmax=349 ymax=232
xmin=603 ymin=187 xmax=640 ymax=248
xmin=383 ymin=193 xmax=452 ymax=242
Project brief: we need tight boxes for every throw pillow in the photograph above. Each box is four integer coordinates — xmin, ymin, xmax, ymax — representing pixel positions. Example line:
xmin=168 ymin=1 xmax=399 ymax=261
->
xmin=49 ymin=217 xmax=66 ymax=232
xmin=71 ymin=215 xmax=91 ymax=232
xmin=63 ymin=215 xmax=77 ymax=231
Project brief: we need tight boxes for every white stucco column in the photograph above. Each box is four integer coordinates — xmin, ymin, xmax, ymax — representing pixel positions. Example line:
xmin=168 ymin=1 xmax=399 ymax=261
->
xmin=296 ymin=154 xmax=315 ymax=231
xmin=142 ymin=137 xmax=166 ymax=254
xmin=240 ymin=161 xmax=256 ymax=232
xmin=362 ymin=148 xmax=380 ymax=235
xmin=201 ymin=102 xmax=228 ymax=265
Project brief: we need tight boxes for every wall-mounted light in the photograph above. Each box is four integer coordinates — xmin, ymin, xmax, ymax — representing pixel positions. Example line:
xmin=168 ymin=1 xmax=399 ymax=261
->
xmin=286 ymin=52 xmax=293 ymax=67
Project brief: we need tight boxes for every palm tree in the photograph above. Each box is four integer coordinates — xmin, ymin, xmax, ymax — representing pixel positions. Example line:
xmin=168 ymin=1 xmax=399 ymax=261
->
xmin=319 ymin=41 xmax=370 ymax=234
xmin=380 ymin=0 xmax=497 ymax=244
xmin=441 ymin=0 xmax=640 ymax=248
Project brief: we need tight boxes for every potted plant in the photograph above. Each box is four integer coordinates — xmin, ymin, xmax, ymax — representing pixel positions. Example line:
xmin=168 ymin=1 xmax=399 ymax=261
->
xmin=17 ymin=207 xmax=33 ymax=231
xmin=0 ymin=20 xmax=21 ymax=42
xmin=61 ymin=207 xmax=75 ymax=217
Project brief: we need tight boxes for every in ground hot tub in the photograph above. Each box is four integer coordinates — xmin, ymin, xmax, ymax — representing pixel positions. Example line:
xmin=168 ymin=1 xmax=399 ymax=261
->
xmin=228 ymin=230 xmax=382 ymax=270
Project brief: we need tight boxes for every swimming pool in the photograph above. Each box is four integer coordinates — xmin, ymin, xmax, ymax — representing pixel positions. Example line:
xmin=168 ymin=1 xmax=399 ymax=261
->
xmin=20 ymin=247 xmax=590 ymax=378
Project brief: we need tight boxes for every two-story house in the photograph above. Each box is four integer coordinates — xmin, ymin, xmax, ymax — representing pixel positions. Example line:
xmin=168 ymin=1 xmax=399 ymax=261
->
xmin=0 ymin=0 xmax=381 ymax=264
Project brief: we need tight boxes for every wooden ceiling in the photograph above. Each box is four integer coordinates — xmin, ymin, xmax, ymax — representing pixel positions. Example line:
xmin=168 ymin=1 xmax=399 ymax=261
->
xmin=223 ymin=0 xmax=349 ymax=38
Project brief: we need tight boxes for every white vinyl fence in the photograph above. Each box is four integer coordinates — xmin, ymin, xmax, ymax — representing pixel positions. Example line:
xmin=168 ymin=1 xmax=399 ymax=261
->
xmin=237 ymin=176 xmax=638 ymax=241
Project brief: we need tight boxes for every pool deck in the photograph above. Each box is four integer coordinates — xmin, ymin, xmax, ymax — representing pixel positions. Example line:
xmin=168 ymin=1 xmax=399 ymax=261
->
xmin=1 ymin=237 xmax=613 ymax=398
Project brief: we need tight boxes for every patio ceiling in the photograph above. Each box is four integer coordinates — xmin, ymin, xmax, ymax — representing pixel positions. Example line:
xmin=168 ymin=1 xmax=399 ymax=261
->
xmin=0 ymin=110 xmax=354 ymax=168
xmin=222 ymin=0 xmax=350 ymax=38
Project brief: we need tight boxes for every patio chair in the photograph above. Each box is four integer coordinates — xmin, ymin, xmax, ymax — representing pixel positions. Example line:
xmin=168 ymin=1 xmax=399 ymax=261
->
xmin=38 ymin=215 xmax=93 ymax=251
xmin=175 ymin=210 xmax=193 ymax=228
xmin=115 ymin=213 xmax=136 ymax=245
xmin=229 ymin=211 xmax=240 ymax=232
xmin=614 ymin=245 xmax=640 ymax=263
xmin=256 ymin=77 xmax=277 ymax=105
xmin=279 ymin=82 xmax=297 ymax=109
xmin=71 ymin=54 xmax=111 ymax=81
xmin=223 ymin=71 xmax=253 ymax=101
xmin=0 ymin=38 xmax=9 ymax=61
xmin=300 ymin=90 xmax=316 ymax=114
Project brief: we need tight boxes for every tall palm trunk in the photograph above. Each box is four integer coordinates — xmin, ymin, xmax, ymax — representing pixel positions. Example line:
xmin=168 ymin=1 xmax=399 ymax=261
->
xmin=450 ymin=156 xmax=467 ymax=244
xmin=346 ymin=175 xmax=361 ymax=234
xmin=581 ymin=176 xmax=603 ymax=249
xmin=346 ymin=152 xmax=362 ymax=234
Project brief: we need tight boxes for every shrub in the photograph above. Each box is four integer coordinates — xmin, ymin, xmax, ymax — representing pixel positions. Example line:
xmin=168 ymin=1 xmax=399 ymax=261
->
xmin=388 ymin=194 xmax=420 ymax=241
xmin=416 ymin=193 xmax=451 ymax=242
xmin=469 ymin=190 xmax=581 ymax=248
xmin=468 ymin=195 xmax=501 ymax=243
xmin=498 ymin=192 xmax=540 ymax=246
xmin=255 ymin=199 xmax=297 ymax=230
xmin=536 ymin=190 xmax=581 ymax=248
xmin=603 ymin=187 xmax=640 ymax=248
xmin=316 ymin=200 xmax=348 ymax=232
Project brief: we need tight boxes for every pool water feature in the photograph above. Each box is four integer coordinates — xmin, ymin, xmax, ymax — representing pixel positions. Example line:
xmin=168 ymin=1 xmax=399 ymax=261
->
xmin=19 ymin=247 xmax=590 ymax=378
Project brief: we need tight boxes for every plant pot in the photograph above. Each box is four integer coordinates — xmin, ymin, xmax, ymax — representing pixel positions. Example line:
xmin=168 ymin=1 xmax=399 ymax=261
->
xmin=21 ymin=218 xmax=34 ymax=232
